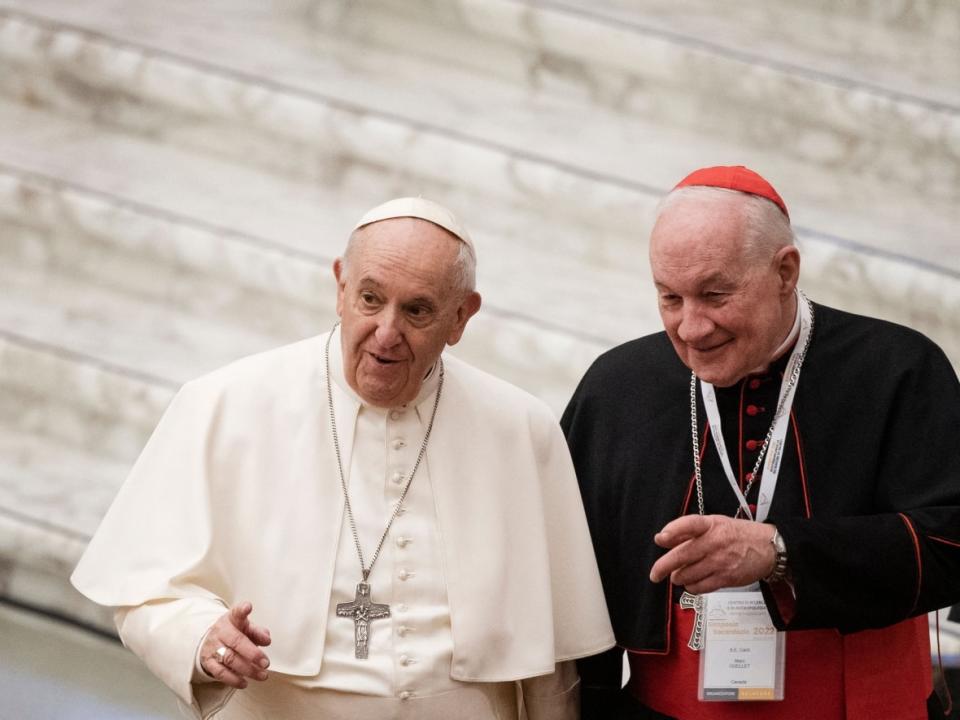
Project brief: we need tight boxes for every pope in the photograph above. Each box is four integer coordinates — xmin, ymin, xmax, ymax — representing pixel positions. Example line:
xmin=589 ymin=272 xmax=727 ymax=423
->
xmin=73 ymin=197 xmax=615 ymax=719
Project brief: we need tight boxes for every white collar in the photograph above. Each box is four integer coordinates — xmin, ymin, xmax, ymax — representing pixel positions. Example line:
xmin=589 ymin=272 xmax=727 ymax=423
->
xmin=770 ymin=289 xmax=802 ymax=362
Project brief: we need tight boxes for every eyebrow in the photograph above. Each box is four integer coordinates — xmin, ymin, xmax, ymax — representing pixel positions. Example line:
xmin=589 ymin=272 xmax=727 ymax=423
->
xmin=357 ymin=278 xmax=439 ymax=308
xmin=653 ymin=273 xmax=737 ymax=292
xmin=700 ymin=273 xmax=737 ymax=288
xmin=404 ymin=294 xmax=437 ymax=306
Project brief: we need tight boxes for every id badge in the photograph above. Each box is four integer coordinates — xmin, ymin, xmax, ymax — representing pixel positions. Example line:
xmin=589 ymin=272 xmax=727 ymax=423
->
xmin=698 ymin=591 xmax=785 ymax=701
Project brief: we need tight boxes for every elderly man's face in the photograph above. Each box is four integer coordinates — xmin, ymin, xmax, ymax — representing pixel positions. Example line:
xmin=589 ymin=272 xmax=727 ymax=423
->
xmin=334 ymin=218 xmax=481 ymax=407
xmin=649 ymin=194 xmax=799 ymax=387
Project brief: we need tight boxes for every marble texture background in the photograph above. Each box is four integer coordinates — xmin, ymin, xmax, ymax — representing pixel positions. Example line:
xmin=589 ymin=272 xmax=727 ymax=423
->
xmin=0 ymin=0 xmax=957 ymax=638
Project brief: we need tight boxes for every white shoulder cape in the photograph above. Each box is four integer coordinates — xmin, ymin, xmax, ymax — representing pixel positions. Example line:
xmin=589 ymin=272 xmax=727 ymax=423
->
xmin=72 ymin=333 xmax=614 ymax=710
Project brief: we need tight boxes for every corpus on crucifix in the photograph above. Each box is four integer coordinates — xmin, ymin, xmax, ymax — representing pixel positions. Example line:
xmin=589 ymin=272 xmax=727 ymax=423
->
xmin=336 ymin=581 xmax=391 ymax=659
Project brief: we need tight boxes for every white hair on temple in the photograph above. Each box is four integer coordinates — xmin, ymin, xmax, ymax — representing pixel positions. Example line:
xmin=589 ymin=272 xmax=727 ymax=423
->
xmin=656 ymin=185 xmax=796 ymax=264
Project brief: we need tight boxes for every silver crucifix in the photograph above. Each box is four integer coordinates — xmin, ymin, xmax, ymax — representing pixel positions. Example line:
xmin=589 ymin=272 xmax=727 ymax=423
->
xmin=679 ymin=591 xmax=705 ymax=651
xmin=336 ymin=581 xmax=391 ymax=659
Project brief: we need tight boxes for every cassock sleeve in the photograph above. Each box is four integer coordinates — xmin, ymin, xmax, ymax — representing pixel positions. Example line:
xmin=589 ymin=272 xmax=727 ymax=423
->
xmin=71 ymin=381 xmax=237 ymax=718
xmin=561 ymin=384 xmax=625 ymax=720
xmin=767 ymin=339 xmax=960 ymax=633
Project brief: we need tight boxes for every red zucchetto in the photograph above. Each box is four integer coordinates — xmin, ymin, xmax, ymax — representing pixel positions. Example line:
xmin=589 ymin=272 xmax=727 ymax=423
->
xmin=673 ymin=165 xmax=789 ymax=219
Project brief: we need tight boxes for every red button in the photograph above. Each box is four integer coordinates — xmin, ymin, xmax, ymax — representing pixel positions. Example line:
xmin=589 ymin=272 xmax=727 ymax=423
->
xmin=746 ymin=404 xmax=760 ymax=416
xmin=745 ymin=472 xmax=755 ymax=482
xmin=749 ymin=379 xmax=762 ymax=390
xmin=745 ymin=439 xmax=760 ymax=451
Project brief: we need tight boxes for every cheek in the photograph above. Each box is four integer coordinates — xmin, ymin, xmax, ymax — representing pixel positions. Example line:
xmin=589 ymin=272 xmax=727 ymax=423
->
xmin=711 ymin=307 xmax=746 ymax=334
xmin=660 ymin=312 xmax=683 ymax=342
xmin=657 ymin=306 xmax=673 ymax=328
xmin=662 ymin=324 xmax=688 ymax=358
xmin=347 ymin=315 xmax=377 ymax=338
xmin=411 ymin=328 xmax=450 ymax=360
xmin=340 ymin=322 xmax=373 ymax=364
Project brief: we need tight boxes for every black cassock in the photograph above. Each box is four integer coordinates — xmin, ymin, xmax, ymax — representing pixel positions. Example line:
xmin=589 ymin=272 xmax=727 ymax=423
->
xmin=562 ymin=303 xmax=960 ymax=719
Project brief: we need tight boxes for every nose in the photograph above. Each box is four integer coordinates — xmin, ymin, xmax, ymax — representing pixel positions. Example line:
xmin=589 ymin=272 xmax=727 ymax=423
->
xmin=676 ymin=302 xmax=715 ymax=345
xmin=373 ymin=308 xmax=403 ymax=348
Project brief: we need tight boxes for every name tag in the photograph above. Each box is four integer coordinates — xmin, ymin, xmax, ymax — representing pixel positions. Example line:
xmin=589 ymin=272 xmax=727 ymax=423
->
xmin=698 ymin=591 xmax=785 ymax=702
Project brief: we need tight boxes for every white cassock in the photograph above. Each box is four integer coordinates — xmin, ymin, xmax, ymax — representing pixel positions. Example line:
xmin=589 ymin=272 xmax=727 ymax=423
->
xmin=71 ymin=328 xmax=615 ymax=719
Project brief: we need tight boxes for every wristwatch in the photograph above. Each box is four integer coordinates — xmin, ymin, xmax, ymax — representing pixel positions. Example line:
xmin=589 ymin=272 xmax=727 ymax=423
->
xmin=763 ymin=526 xmax=789 ymax=584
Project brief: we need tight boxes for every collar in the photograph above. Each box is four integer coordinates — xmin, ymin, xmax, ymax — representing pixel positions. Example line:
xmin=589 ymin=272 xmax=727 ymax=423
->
xmin=770 ymin=288 xmax=802 ymax=361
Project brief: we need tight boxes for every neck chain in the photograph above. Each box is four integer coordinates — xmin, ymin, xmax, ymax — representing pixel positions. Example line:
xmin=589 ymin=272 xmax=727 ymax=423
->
xmin=689 ymin=295 xmax=814 ymax=518
xmin=324 ymin=324 xmax=444 ymax=659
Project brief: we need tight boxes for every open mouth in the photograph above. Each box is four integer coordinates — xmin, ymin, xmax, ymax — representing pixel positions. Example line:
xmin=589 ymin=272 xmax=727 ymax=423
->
xmin=369 ymin=352 xmax=401 ymax=365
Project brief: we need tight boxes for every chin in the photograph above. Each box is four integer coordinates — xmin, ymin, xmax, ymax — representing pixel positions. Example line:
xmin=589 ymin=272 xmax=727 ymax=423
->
xmin=360 ymin=377 xmax=416 ymax=406
xmin=689 ymin=364 xmax=738 ymax=387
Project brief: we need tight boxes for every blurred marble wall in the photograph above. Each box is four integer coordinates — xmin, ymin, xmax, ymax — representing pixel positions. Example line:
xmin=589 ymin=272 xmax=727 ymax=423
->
xmin=0 ymin=0 xmax=957 ymax=635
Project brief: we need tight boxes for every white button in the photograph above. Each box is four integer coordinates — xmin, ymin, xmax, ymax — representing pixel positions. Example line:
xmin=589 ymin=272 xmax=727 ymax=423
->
xmin=399 ymin=691 xmax=413 ymax=700
xmin=392 ymin=438 xmax=406 ymax=450
xmin=390 ymin=410 xmax=402 ymax=420
xmin=396 ymin=603 xmax=407 ymax=612
xmin=391 ymin=471 xmax=404 ymax=485
xmin=397 ymin=625 xmax=413 ymax=637
xmin=400 ymin=654 xmax=415 ymax=666
xmin=399 ymin=569 xmax=414 ymax=581
xmin=395 ymin=505 xmax=406 ymax=515
xmin=396 ymin=536 xmax=411 ymax=547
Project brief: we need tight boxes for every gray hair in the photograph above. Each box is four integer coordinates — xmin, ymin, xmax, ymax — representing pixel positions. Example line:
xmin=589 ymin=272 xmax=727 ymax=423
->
xmin=342 ymin=221 xmax=477 ymax=294
xmin=655 ymin=186 xmax=796 ymax=264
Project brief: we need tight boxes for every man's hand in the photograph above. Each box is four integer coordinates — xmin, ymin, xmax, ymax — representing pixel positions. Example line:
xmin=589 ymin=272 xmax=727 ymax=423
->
xmin=199 ymin=602 xmax=272 ymax=689
xmin=649 ymin=515 xmax=776 ymax=594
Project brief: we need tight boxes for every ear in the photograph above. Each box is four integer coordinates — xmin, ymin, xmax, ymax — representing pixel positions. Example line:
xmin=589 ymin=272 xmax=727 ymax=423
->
xmin=773 ymin=245 xmax=800 ymax=300
xmin=446 ymin=291 xmax=482 ymax=346
xmin=333 ymin=258 xmax=346 ymax=317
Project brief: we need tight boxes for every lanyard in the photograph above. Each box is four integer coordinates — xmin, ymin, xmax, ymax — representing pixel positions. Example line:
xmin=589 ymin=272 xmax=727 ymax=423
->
xmin=697 ymin=293 xmax=812 ymax=523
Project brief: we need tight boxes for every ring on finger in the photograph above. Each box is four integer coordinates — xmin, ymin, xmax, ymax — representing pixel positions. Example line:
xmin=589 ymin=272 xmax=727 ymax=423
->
xmin=215 ymin=646 xmax=230 ymax=664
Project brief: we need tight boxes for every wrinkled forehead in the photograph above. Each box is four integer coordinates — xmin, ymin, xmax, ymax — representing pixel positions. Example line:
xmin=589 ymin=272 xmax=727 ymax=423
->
xmin=345 ymin=218 xmax=466 ymax=298
xmin=651 ymin=193 xmax=750 ymax=259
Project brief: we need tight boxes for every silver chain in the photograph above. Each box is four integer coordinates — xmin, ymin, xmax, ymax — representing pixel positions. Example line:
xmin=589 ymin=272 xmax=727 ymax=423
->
xmin=689 ymin=296 xmax=814 ymax=518
xmin=324 ymin=324 xmax=444 ymax=582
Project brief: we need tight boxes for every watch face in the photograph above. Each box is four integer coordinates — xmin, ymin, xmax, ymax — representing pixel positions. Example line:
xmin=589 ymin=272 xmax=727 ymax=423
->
xmin=769 ymin=528 xmax=783 ymax=551
xmin=765 ymin=530 xmax=788 ymax=584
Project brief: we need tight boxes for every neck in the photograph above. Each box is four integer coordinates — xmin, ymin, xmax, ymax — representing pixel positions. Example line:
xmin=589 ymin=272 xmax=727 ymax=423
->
xmin=749 ymin=290 xmax=800 ymax=376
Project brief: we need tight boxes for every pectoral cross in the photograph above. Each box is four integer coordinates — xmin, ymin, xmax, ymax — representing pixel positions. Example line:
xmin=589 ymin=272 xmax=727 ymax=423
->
xmin=679 ymin=591 xmax=705 ymax=651
xmin=337 ymin=581 xmax=391 ymax=659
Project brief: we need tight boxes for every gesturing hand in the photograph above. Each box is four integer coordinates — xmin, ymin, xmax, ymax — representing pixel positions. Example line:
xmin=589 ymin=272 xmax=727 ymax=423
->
xmin=199 ymin=601 xmax=272 ymax=689
xmin=649 ymin=515 xmax=777 ymax=594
